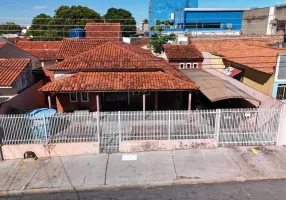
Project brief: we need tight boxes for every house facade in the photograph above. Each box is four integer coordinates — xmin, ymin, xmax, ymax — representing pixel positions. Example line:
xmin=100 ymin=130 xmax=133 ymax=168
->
xmin=0 ymin=59 xmax=34 ymax=102
xmin=162 ymin=44 xmax=204 ymax=70
xmin=40 ymin=42 xmax=198 ymax=112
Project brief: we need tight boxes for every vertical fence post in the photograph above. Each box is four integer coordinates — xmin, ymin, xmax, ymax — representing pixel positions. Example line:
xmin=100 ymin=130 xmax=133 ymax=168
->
xmin=118 ymin=111 xmax=121 ymax=151
xmin=215 ymin=109 xmax=221 ymax=143
xmin=276 ymin=108 xmax=284 ymax=146
xmin=97 ymin=112 xmax=100 ymax=143
xmin=168 ymin=110 xmax=171 ymax=140
xmin=42 ymin=114 xmax=48 ymax=144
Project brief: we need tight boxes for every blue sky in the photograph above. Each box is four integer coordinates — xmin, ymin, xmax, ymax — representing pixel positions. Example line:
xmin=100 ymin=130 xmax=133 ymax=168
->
xmin=0 ymin=0 xmax=283 ymax=25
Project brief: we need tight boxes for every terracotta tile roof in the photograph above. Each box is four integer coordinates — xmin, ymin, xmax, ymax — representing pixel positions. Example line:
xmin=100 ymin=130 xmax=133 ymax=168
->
xmin=50 ymin=42 xmax=165 ymax=71
xmin=132 ymin=38 xmax=150 ymax=47
xmin=16 ymin=41 xmax=62 ymax=61
xmin=0 ymin=59 xmax=30 ymax=86
xmin=0 ymin=42 xmax=6 ymax=48
xmin=17 ymin=41 xmax=62 ymax=50
xmin=163 ymin=44 xmax=203 ymax=60
xmin=85 ymin=23 xmax=121 ymax=40
xmin=192 ymin=40 xmax=286 ymax=74
xmin=39 ymin=71 xmax=197 ymax=92
xmin=56 ymin=38 xmax=118 ymax=60
xmin=24 ymin=49 xmax=59 ymax=61
xmin=119 ymin=43 xmax=154 ymax=59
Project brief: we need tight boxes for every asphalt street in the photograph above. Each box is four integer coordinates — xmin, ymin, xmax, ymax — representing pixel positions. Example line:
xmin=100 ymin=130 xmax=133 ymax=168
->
xmin=2 ymin=179 xmax=286 ymax=200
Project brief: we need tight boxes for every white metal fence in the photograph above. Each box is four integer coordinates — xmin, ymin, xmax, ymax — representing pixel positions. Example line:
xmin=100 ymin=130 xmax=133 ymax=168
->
xmin=0 ymin=109 xmax=282 ymax=153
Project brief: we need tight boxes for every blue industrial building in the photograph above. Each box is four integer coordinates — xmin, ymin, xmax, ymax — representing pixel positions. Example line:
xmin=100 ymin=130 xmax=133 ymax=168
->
xmin=149 ymin=0 xmax=249 ymax=32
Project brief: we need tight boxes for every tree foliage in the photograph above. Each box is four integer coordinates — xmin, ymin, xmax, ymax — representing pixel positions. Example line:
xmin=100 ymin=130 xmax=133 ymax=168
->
xmin=26 ymin=14 xmax=53 ymax=40
xmin=148 ymin=34 xmax=176 ymax=54
xmin=0 ymin=22 xmax=22 ymax=35
xmin=104 ymin=8 xmax=136 ymax=37
xmin=27 ymin=6 xmax=101 ymax=40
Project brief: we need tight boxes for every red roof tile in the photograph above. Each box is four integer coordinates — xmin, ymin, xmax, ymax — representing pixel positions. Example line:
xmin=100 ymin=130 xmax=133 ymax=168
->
xmin=0 ymin=42 xmax=6 ymax=48
xmin=163 ymin=44 xmax=203 ymax=60
xmin=39 ymin=71 xmax=197 ymax=92
xmin=24 ymin=49 xmax=59 ymax=61
xmin=50 ymin=42 xmax=165 ymax=71
xmin=132 ymin=38 xmax=150 ymax=47
xmin=85 ymin=23 xmax=121 ymax=40
xmin=56 ymin=38 xmax=118 ymax=60
xmin=192 ymin=40 xmax=286 ymax=74
xmin=17 ymin=41 xmax=62 ymax=50
xmin=0 ymin=59 xmax=30 ymax=86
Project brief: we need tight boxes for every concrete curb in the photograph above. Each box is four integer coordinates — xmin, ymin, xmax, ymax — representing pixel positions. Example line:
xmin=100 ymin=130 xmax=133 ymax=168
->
xmin=1 ymin=176 xmax=286 ymax=197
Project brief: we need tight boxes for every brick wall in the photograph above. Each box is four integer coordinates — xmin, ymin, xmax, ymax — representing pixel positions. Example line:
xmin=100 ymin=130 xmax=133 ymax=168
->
xmin=56 ymin=93 xmax=101 ymax=112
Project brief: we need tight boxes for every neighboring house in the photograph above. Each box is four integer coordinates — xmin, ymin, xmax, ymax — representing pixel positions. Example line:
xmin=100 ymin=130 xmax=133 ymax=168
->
xmin=193 ymin=39 xmax=286 ymax=96
xmin=0 ymin=59 xmax=33 ymax=102
xmin=162 ymin=44 xmax=204 ymax=70
xmin=85 ymin=23 xmax=121 ymax=41
xmin=0 ymin=42 xmax=41 ymax=69
xmin=17 ymin=41 xmax=62 ymax=67
xmin=39 ymin=42 xmax=198 ymax=112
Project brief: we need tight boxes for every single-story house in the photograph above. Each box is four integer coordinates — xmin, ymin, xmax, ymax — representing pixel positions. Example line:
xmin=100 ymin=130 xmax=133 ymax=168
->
xmin=40 ymin=42 xmax=198 ymax=112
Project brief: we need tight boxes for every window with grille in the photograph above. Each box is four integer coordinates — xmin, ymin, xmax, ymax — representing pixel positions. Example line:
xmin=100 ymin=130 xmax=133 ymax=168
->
xmin=277 ymin=85 xmax=286 ymax=100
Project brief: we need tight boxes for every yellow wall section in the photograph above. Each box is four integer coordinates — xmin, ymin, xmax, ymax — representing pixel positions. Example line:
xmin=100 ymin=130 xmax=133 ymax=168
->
xmin=227 ymin=61 xmax=274 ymax=96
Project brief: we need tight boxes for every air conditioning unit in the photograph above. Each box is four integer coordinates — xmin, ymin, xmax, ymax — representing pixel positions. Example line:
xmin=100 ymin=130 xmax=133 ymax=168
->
xmin=226 ymin=24 xmax=232 ymax=30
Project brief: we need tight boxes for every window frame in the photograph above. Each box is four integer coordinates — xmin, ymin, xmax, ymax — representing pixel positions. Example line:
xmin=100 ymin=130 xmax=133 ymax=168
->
xmin=81 ymin=92 xmax=89 ymax=102
xmin=277 ymin=85 xmax=286 ymax=100
xmin=69 ymin=92 xmax=78 ymax=102
xmin=186 ymin=63 xmax=192 ymax=69
xmin=179 ymin=63 xmax=185 ymax=69
xmin=193 ymin=63 xmax=199 ymax=69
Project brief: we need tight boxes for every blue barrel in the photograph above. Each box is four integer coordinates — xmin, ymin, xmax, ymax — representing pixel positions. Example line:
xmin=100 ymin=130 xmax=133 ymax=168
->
xmin=69 ymin=28 xmax=86 ymax=38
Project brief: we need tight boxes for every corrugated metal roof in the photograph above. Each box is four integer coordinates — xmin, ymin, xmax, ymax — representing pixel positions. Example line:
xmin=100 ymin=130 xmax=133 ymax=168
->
xmin=182 ymin=69 xmax=260 ymax=103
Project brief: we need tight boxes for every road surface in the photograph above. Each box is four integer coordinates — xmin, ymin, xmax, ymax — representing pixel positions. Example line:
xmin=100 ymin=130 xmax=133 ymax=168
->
xmin=2 ymin=179 xmax=286 ymax=200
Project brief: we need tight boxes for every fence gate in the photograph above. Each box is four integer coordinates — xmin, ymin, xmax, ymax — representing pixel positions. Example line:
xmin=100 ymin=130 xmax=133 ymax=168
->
xmin=99 ymin=112 xmax=120 ymax=153
xmin=218 ymin=109 xmax=281 ymax=146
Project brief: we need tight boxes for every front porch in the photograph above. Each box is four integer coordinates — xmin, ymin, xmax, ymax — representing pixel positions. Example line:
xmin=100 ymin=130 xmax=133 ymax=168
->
xmin=51 ymin=91 xmax=195 ymax=112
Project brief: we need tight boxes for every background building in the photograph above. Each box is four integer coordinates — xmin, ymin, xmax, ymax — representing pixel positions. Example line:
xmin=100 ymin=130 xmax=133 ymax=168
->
xmin=242 ymin=5 xmax=286 ymax=35
xmin=148 ymin=0 xmax=198 ymax=26
xmin=149 ymin=0 xmax=249 ymax=35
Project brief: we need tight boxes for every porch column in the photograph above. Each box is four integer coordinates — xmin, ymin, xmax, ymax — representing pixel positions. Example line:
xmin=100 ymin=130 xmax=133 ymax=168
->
xmin=143 ymin=94 xmax=146 ymax=112
xmin=96 ymin=94 xmax=101 ymax=112
xmin=155 ymin=92 xmax=159 ymax=110
xmin=48 ymin=95 xmax=51 ymax=109
xmin=188 ymin=91 xmax=192 ymax=111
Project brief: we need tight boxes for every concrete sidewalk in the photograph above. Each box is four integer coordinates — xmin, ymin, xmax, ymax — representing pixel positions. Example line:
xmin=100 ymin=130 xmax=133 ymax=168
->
xmin=1 ymin=146 xmax=286 ymax=195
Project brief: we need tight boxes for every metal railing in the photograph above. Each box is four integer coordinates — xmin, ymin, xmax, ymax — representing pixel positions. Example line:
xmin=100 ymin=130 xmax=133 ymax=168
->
xmin=0 ymin=109 xmax=282 ymax=151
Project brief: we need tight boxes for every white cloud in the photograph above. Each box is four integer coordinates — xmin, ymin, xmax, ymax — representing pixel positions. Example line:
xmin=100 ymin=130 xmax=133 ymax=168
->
xmin=33 ymin=5 xmax=48 ymax=10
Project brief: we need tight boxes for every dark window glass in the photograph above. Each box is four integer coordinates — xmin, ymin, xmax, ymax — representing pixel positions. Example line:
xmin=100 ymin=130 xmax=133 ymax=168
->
xmin=185 ymin=23 xmax=203 ymax=28
xmin=203 ymin=23 xmax=221 ymax=28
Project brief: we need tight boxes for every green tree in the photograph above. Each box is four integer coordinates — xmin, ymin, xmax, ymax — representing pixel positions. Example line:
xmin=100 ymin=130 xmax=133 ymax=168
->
xmin=0 ymin=22 xmax=22 ymax=34
xmin=28 ymin=6 xmax=101 ymax=40
xmin=104 ymin=8 xmax=136 ymax=37
xmin=26 ymin=14 xmax=53 ymax=40
xmin=148 ymin=34 xmax=176 ymax=54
